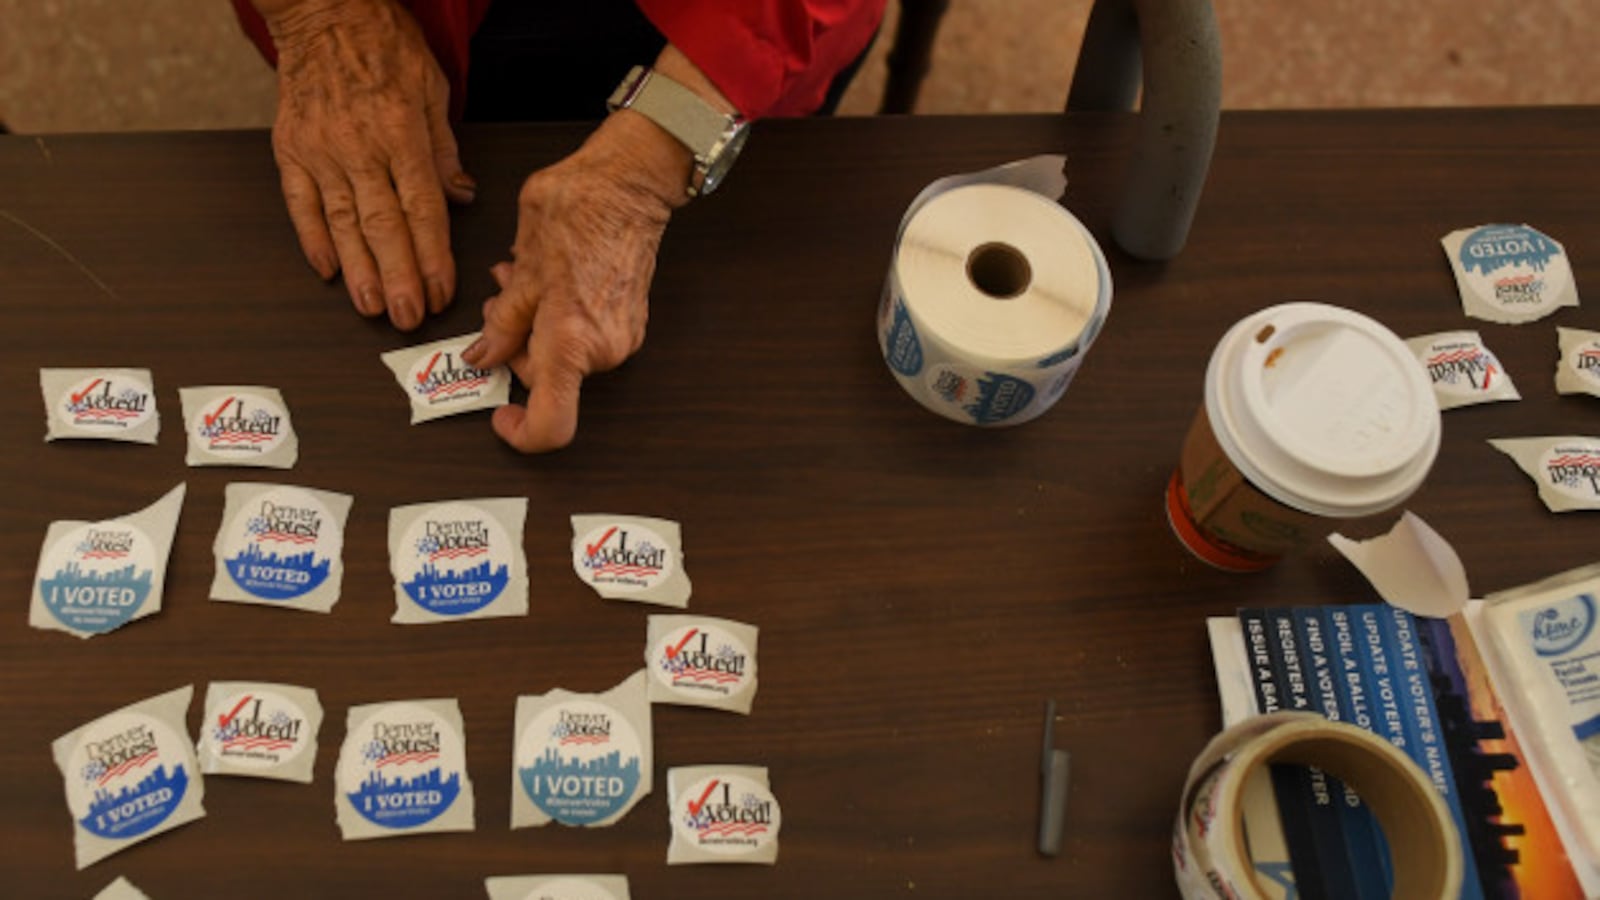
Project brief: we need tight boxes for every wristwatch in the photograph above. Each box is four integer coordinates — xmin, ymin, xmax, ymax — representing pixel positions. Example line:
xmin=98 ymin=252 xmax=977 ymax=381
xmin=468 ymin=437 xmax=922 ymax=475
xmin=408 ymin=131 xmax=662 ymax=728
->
xmin=607 ymin=65 xmax=750 ymax=198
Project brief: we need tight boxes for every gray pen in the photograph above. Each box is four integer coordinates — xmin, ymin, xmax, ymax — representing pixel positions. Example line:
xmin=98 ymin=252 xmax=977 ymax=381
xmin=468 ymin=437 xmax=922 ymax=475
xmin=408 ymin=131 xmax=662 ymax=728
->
xmin=1038 ymin=699 xmax=1071 ymax=857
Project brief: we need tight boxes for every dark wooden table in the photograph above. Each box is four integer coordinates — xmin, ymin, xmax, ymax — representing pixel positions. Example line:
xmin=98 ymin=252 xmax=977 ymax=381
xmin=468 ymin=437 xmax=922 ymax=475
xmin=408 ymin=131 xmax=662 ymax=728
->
xmin=2 ymin=108 xmax=1597 ymax=898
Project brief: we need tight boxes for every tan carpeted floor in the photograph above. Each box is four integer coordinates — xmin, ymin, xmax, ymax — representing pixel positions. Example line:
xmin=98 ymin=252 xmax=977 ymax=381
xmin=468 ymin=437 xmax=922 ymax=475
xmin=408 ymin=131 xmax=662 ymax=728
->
xmin=1 ymin=0 xmax=1597 ymax=132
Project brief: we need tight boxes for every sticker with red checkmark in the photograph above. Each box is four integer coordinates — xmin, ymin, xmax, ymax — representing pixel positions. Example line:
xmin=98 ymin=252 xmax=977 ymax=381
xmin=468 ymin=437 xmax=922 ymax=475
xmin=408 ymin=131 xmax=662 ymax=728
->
xmin=44 ymin=368 xmax=158 ymax=441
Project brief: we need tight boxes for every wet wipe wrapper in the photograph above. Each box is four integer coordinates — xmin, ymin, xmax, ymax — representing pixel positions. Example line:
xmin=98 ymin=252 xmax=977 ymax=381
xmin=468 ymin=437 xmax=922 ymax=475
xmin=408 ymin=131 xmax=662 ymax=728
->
xmin=571 ymin=514 xmax=691 ymax=608
xmin=335 ymin=698 xmax=475 ymax=840
xmin=197 ymin=681 xmax=322 ymax=783
xmin=41 ymin=368 xmax=159 ymax=444
xmin=666 ymin=765 xmax=781 ymax=865
xmin=52 ymin=686 xmax=206 ymax=869
xmin=511 ymin=670 xmax=652 ymax=829
xmin=1490 ymin=436 xmax=1600 ymax=512
xmin=179 ymin=386 xmax=298 ymax=468
xmin=30 ymin=484 xmax=186 ymax=639
xmin=1443 ymin=224 xmax=1579 ymax=324
xmin=211 ymin=483 xmax=352 ymax=613
xmin=380 ymin=332 xmax=510 ymax=424
xmin=484 ymin=875 xmax=631 ymax=900
xmin=94 ymin=877 xmax=152 ymax=900
xmin=390 ymin=497 xmax=529 ymax=623
xmin=1556 ymin=327 xmax=1600 ymax=398
xmin=646 ymin=615 xmax=759 ymax=714
xmin=1405 ymin=330 xmax=1520 ymax=409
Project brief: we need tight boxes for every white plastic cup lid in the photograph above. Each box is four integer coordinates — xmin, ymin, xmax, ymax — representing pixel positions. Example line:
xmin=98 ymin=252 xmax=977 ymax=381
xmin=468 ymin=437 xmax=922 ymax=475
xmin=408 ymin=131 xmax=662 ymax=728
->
xmin=1204 ymin=302 xmax=1441 ymax=518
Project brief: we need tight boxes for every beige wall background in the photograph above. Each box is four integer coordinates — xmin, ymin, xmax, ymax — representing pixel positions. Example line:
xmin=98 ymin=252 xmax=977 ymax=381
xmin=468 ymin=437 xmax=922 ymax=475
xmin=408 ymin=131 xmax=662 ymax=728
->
xmin=1 ymin=0 xmax=1596 ymax=132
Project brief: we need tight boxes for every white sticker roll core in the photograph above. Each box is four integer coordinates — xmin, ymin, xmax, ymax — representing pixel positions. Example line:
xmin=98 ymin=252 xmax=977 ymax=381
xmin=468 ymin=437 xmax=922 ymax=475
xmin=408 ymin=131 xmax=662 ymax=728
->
xmin=1173 ymin=712 xmax=1461 ymax=900
xmin=878 ymin=158 xmax=1112 ymax=427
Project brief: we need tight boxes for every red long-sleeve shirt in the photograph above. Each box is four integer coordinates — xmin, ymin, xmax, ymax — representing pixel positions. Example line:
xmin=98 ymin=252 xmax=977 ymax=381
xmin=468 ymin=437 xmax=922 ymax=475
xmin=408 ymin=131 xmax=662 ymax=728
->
xmin=231 ymin=0 xmax=886 ymax=120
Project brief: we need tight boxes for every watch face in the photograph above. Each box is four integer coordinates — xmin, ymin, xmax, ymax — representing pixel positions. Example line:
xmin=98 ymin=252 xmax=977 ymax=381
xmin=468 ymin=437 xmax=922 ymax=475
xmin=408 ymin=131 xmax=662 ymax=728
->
xmin=701 ymin=123 xmax=750 ymax=195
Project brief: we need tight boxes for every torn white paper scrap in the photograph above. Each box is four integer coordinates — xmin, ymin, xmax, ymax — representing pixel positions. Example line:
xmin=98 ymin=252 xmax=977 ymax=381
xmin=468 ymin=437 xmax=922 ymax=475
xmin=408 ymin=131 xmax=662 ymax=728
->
xmin=41 ymin=368 xmax=159 ymax=443
xmin=94 ymin=877 xmax=151 ymax=900
xmin=335 ymin=698 xmax=474 ymax=840
xmin=211 ymin=483 xmax=352 ymax=613
xmin=380 ymin=332 xmax=510 ymax=423
xmin=1442 ymin=224 xmax=1580 ymax=324
xmin=29 ymin=483 xmax=186 ymax=639
xmin=571 ymin=514 xmax=690 ymax=607
xmin=52 ymin=685 xmax=206 ymax=869
xmin=1490 ymin=437 xmax=1600 ymax=512
xmin=1556 ymin=327 xmax=1600 ymax=398
xmin=179 ymin=386 xmax=298 ymax=468
xmin=484 ymin=875 xmax=631 ymax=900
xmin=666 ymin=765 xmax=781 ymax=865
xmin=1328 ymin=511 xmax=1470 ymax=618
xmin=1405 ymin=330 xmax=1519 ymax=409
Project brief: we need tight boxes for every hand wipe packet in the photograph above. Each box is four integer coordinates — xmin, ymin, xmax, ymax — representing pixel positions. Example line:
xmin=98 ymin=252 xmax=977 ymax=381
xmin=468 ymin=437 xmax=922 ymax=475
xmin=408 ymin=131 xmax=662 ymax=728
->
xmin=197 ymin=681 xmax=322 ymax=783
xmin=390 ymin=497 xmax=528 ymax=623
xmin=52 ymin=685 xmax=206 ymax=869
xmin=666 ymin=765 xmax=781 ymax=865
xmin=511 ymin=670 xmax=652 ymax=829
xmin=179 ymin=386 xmax=298 ymax=468
xmin=1443 ymin=224 xmax=1580 ymax=324
xmin=571 ymin=514 xmax=691 ymax=607
xmin=1405 ymin=330 xmax=1520 ymax=409
xmin=210 ymin=483 xmax=352 ymax=613
xmin=1556 ymin=326 xmax=1600 ymax=398
xmin=1490 ymin=436 xmax=1600 ymax=511
xmin=485 ymin=875 xmax=631 ymax=900
xmin=40 ymin=368 xmax=159 ymax=443
xmin=646 ymin=615 xmax=759 ymax=714
xmin=380 ymin=331 xmax=511 ymax=423
xmin=95 ymin=877 xmax=151 ymax=899
xmin=335 ymin=698 xmax=475 ymax=840
xmin=1484 ymin=562 xmax=1600 ymax=865
xmin=30 ymin=483 xmax=186 ymax=639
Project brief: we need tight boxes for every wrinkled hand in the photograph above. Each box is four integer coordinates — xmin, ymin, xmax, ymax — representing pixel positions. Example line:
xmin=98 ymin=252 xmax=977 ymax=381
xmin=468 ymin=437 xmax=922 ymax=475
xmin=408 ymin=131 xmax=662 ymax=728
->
xmin=461 ymin=112 xmax=690 ymax=452
xmin=263 ymin=0 xmax=473 ymax=330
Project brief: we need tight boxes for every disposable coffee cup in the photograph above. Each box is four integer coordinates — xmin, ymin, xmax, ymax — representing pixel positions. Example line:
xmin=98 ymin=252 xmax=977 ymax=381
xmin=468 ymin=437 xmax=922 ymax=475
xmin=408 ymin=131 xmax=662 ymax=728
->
xmin=1166 ymin=303 xmax=1441 ymax=571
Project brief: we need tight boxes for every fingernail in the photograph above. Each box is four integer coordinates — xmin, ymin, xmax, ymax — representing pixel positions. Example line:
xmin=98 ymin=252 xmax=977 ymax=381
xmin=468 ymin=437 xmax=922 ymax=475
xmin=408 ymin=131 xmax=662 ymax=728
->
xmin=450 ymin=172 xmax=477 ymax=195
xmin=428 ymin=277 xmax=449 ymax=312
xmin=359 ymin=285 xmax=383 ymax=316
xmin=312 ymin=251 xmax=337 ymax=279
xmin=463 ymin=337 xmax=487 ymax=365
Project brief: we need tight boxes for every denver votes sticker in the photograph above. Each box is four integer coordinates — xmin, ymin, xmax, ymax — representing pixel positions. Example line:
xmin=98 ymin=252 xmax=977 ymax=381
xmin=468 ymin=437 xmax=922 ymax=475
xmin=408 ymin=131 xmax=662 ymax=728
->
xmin=389 ymin=498 xmax=528 ymax=623
xmin=666 ymin=765 xmax=781 ymax=865
xmin=1442 ymin=224 xmax=1580 ymax=324
xmin=211 ymin=483 xmax=352 ymax=613
xmin=512 ymin=670 xmax=652 ymax=829
xmin=40 ymin=368 xmax=159 ymax=443
xmin=51 ymin=685 xmax=206 ymax=869
xmin=30 ymin=484 xmax=186 ymax=639
xmin=335 ymin=699 xmax=475 ymax=840
xmin=179 ymin=386 xmax=298 ymax=468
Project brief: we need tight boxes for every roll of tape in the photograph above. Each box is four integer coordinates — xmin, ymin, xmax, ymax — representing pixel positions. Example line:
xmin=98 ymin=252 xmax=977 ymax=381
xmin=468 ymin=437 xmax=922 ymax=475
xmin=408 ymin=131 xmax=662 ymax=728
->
xmin=877 ymin=157 xmax=1112 ymax=426
xmin=1173 ymin=712 xmax=1462 ymax=900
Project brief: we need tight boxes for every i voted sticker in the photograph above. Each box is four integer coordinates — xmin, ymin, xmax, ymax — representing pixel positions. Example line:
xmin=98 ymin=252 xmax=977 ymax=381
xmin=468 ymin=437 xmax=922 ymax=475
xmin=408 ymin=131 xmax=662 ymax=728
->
xmin=198 ymin=682 xmax=321 ymax=783
xmin=646 ymin=615 xmax=759 ymax=714
xmin=571 ymin=515 xmax=691 ymax=608
xmin=180 ymin=386 xmax=298 ymax=468
xmin=512 ymin=670 xmax=652 ymax=829
xmin=667 ymin=765 xmax=781 ymax=865
xmin=336 ymin=699 xmax=474 ymax=839
xmin=923 ymin=363 xmax=1036 ymax=425
xmin=380 ymin=332 xmax=511 ymax=424
xmin=212 ymin=484 xmax=351 ymax=613
xmin=390 ymin=498 xmax=528 ymax=623
xmin=41 ymin=368 xmax=159 ymax=443
xmin=1443 ymin=224 xmax=1580 ymax=324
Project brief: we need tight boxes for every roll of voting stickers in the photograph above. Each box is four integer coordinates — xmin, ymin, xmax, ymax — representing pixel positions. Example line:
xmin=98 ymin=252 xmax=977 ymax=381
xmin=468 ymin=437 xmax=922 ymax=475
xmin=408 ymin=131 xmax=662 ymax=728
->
xmin=179 ymin=386 xmax=298 ymax=468
xmin=40 ymin=368 xmax=159 ymax=443
xmin=390 ymin=498 xmax=529 ymax=623
xmin=512 ymin=670 xmax=652 ymax=829
xmin=197 ymin=681 xmax=322 ymax=783
xmin=484 ymin=875 xmax=631 ymax=900
xmin=211 ymin=483 xmax=352 ymax=614
xmin=52 ymin=685 xmax=206 ymax=869
xmin=335 ymin=699 xmax=475 ymax=840
xmin=667 ymin=765 xmax=781 ymax=865
xmin=30 ymin=484 xmax=185 ymax=639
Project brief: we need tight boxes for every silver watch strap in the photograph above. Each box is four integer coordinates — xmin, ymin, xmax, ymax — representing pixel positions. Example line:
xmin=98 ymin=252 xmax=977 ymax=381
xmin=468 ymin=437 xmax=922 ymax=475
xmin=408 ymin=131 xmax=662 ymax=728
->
xmin=608 ymin=66 xmax=733 ymax=159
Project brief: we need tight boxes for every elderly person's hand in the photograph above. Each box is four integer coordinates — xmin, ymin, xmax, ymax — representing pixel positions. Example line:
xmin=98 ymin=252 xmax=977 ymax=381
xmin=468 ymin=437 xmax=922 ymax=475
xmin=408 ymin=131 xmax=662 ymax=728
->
xmin=257 ymin=0 xmax=473 ymax=330
xmin=462 ymin=47 xmax=732 ymax=452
